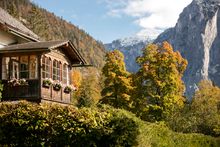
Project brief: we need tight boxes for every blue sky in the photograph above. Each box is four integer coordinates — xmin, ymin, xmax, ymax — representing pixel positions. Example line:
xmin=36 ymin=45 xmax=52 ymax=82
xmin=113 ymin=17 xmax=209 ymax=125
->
xmin=32 ymin=0 xmax=192 ymax=43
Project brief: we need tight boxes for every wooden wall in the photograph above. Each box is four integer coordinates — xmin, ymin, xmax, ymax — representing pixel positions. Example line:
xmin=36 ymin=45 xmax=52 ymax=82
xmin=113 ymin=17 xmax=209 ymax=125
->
xmin=40 ymin=49 xmax=72 ymax=104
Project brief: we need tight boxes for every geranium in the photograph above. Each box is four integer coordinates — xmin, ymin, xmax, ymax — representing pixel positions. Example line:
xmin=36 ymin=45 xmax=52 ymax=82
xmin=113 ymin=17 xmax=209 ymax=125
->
xmin=64 ymin=85 xmax=76 ymax=93
xmin=53 ymin=80 xmax=62 ymax=91
xmin=8 ymin=78 xmax=28 ymax=86
xmin=19 ymin=78 xmax=28 ymax=85
xmin=43 ymin=78 xmax=53 ymax=85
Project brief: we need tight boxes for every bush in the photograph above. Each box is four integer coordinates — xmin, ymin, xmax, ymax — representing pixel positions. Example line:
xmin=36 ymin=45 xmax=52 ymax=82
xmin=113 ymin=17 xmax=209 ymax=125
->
xmin=0 ymin=101 xmax=139 ymax=146
xmin=137 ymin=122 xmax=220 ymax=147
xmin=166 ymin=80 xmax=220 ymax=137
xmin=0 ymin=101 xmax=219 ymax=146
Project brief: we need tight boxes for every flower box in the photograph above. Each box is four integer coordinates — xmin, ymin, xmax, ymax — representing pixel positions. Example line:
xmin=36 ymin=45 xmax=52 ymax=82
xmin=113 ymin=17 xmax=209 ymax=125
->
xmin=64 ymin=86 xmax=72 ymax=93
xmin=53 ymin=81 xmax=62 ymax=91
xmin=64 ymin=85 xmax=77 ymax=94
xmin=8 ymin=78 xmax=28 ymax=87
xmin=42 ymin=78 xmax=53 ymax=88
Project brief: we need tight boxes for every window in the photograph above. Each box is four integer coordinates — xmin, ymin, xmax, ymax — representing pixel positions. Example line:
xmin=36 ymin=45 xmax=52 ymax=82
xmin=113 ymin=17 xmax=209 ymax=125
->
xmin=62 ymin=64 xmax=68 ymax=84
xmin=9 ymin=57 xmax=19 ymax=79
xmin=29 ymin=55 xmax=38 ymax=79
xmin=58 ymin=62 xmax=61 ymax=81
xmin=42 ymin=56 xmax=51 ymax=79
xmin=11 ymin=60 xmax=19 ymax=79
xmin=1 ymin=55 xmax=38 ymax=80
xmin=20 ymin=56 xmax=29 ymax=78
xmin=53 ymin=60 xmax=61 ymax=81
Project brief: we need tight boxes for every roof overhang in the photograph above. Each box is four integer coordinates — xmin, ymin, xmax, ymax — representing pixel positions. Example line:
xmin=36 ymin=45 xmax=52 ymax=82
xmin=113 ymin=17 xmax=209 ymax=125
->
xmin=0 ymin=20 xmax=40 ymax=42
xmin=0 ymin=7 xmax=40 ymax=42
xmin=9 ymin=28 xmax=40 ymax=42
xmin=0 ymin=40 xmax=87 ymax=66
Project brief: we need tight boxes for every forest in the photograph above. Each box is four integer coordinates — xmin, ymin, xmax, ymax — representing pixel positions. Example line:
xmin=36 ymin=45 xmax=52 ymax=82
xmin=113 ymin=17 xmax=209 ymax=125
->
xmin=0 ymin=0 xmax=219 ymax=146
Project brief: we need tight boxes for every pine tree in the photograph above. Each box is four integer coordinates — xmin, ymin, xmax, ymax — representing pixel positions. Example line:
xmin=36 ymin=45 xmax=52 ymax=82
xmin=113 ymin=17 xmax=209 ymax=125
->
xmin=7 ymin=2 xmax=18 ymax=18
xmin=76 ymin=75 xmax=98 ymax=108
xmin=134 ymin=42 xmax=187 ymax=121
xmin=100 ymin=50 xmax=133 ymax=110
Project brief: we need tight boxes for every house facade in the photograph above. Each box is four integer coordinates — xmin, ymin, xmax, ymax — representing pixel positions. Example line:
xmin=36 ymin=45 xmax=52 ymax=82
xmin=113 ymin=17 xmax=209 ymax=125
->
xmin=0 ymin=7 xmax=86 ymax=104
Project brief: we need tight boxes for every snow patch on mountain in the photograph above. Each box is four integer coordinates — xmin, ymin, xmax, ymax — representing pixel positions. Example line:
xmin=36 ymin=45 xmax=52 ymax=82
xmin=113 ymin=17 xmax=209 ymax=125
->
xmin=105 ymin=36 xmax=152 ymax=72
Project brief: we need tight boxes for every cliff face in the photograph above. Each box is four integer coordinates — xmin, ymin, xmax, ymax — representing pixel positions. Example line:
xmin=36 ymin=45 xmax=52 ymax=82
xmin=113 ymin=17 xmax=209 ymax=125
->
xmin=155 ymin=0 xmax=220 ymax=98
xmin=105 ymin=37 xmax=152 ymax=72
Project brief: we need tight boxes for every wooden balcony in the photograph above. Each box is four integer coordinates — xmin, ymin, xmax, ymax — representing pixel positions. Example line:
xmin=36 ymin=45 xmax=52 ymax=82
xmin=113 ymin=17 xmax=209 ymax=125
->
xmin=1 ymin=79 xmax=40 ymax=101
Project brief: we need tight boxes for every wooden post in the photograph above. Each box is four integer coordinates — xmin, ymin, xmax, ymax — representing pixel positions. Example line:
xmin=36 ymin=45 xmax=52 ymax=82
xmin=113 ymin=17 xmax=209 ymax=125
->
xmin=0 ymin=57 xmax=2 ymax=80
xmin=38 ymin=54 xmax=41 ymax=101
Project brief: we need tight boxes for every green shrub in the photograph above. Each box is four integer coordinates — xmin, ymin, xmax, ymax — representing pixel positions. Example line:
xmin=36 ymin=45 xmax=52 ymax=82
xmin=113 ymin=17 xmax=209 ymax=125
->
xmin=0 ymin=101 xmax=219 ymax=146
xmin=137 ymin=122 xmax=220 ymax=147
xmin=0 ymin=101 xmax=139 ymax=146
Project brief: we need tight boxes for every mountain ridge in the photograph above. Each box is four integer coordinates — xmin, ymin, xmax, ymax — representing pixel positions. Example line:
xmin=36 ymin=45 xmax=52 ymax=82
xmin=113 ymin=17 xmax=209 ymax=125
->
xmin=105 ymin=36 xmax=152 ymax=72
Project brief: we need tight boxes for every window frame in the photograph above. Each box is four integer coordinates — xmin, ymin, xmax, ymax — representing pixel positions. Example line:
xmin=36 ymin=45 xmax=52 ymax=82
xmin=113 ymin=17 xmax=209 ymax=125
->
xmin=62 ymin=63 xmax=68 ymax=84
xmin=1 ymin=55 xmax=38 ymax=80
xmin=42 ymin=56 xmax=51 ymax=79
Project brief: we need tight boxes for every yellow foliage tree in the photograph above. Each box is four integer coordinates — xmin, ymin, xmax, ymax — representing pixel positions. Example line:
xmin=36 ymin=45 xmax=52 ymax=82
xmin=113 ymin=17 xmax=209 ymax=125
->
xmin=100 ymin=50 xmax=133 ymax=110
xmin=134 ymin=42 xmax=188 ymax=121
xmin=71 ymin=69 xmax=82 ymax=89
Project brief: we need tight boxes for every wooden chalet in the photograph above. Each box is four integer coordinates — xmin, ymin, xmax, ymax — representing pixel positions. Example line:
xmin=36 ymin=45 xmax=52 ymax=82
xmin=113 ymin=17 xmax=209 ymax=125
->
xmin=0 ymin=7 xmax=86 ymax=104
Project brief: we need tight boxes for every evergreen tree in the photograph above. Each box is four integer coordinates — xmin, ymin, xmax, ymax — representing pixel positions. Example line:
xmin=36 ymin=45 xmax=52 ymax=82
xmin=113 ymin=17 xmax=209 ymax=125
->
xmin=134 ymin=42 xmax=187 ymax=121
xmin=7 ymin=1 xmax=18 ymax=18
xmin=71 ymin=68 xmax=102 ymax=108
xmin=76 ymin=75 xmax=99 ymax=108
xmin=100 ymin=50 xmax=133 ymax=110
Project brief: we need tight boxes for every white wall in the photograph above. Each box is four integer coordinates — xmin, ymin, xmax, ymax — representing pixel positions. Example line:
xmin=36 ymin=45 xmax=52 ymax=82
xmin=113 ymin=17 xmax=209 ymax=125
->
xmin=0 ymin=29 xmax=31 ymax=47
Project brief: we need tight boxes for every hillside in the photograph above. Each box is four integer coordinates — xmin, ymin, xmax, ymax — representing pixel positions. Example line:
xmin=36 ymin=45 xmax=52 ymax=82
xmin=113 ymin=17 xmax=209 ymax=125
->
xmin=0 ymin=0 xmax=106 ymax=69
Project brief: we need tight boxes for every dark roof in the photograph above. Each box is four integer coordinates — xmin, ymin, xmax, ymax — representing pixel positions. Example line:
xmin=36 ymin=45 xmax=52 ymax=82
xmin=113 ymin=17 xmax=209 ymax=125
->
xmin=0 ymin=7 xmax=39 ymax=41
xmin=1 ymin=40 xmax=68 ymax=50
xmin=0 ymin=40 xmax=86 ymax=65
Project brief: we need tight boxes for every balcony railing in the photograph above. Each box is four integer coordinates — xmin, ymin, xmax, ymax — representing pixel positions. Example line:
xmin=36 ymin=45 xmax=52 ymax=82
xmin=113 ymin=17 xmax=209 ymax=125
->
xmin=2 ymin=79 xmax=39 ymax=100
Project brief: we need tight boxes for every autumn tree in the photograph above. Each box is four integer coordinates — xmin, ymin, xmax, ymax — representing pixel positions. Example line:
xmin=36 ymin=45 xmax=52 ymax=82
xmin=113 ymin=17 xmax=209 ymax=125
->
xmin=190 ymin=80 xmax=220 ymax=136
xmin=76 ymin=75 xmax=99 ymax=107
xmin=72 ymin=69 xmax=101 ymax=107
xmin=100 ymin=50 xmax=133 ymax=110
xmin=71 ymin=69 xmax=82 ymax=89
xmin=134 ymin=42 xmax=187 ymax=121
xmin=166 ymin=80 xmax=220 ymax=136
xmin=28 ymin=6 xmax=51 ymax=40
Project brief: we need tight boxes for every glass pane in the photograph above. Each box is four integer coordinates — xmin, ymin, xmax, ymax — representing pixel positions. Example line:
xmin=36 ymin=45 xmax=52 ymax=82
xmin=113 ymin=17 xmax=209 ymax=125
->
xmin=62 ymin=64 xmax=67 ymax=84
xmin=20 ymin=56 xmax=28 ymax=79
xmin=11 ymin=61 xmax=19 ymax=79
xmin=48 ymin=59 xmax=51 ymax=78
xmin=30 ymin=55 xmax=38 ymax=79
xmin=53 ymin=60 xmax=57 ymax=80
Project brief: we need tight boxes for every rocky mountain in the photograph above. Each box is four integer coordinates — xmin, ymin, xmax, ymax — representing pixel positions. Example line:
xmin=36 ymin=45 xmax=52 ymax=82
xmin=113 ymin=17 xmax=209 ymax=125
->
xmin=105 ymin=37 xmax=152 ymax=72
xmin=155 ymin=0 xmax=220 ymax=98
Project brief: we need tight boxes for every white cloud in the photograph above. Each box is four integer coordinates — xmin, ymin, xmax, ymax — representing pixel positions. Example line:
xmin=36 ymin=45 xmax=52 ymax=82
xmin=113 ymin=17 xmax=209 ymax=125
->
xmin=102 ymin=0 xmax=192 ymax=38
